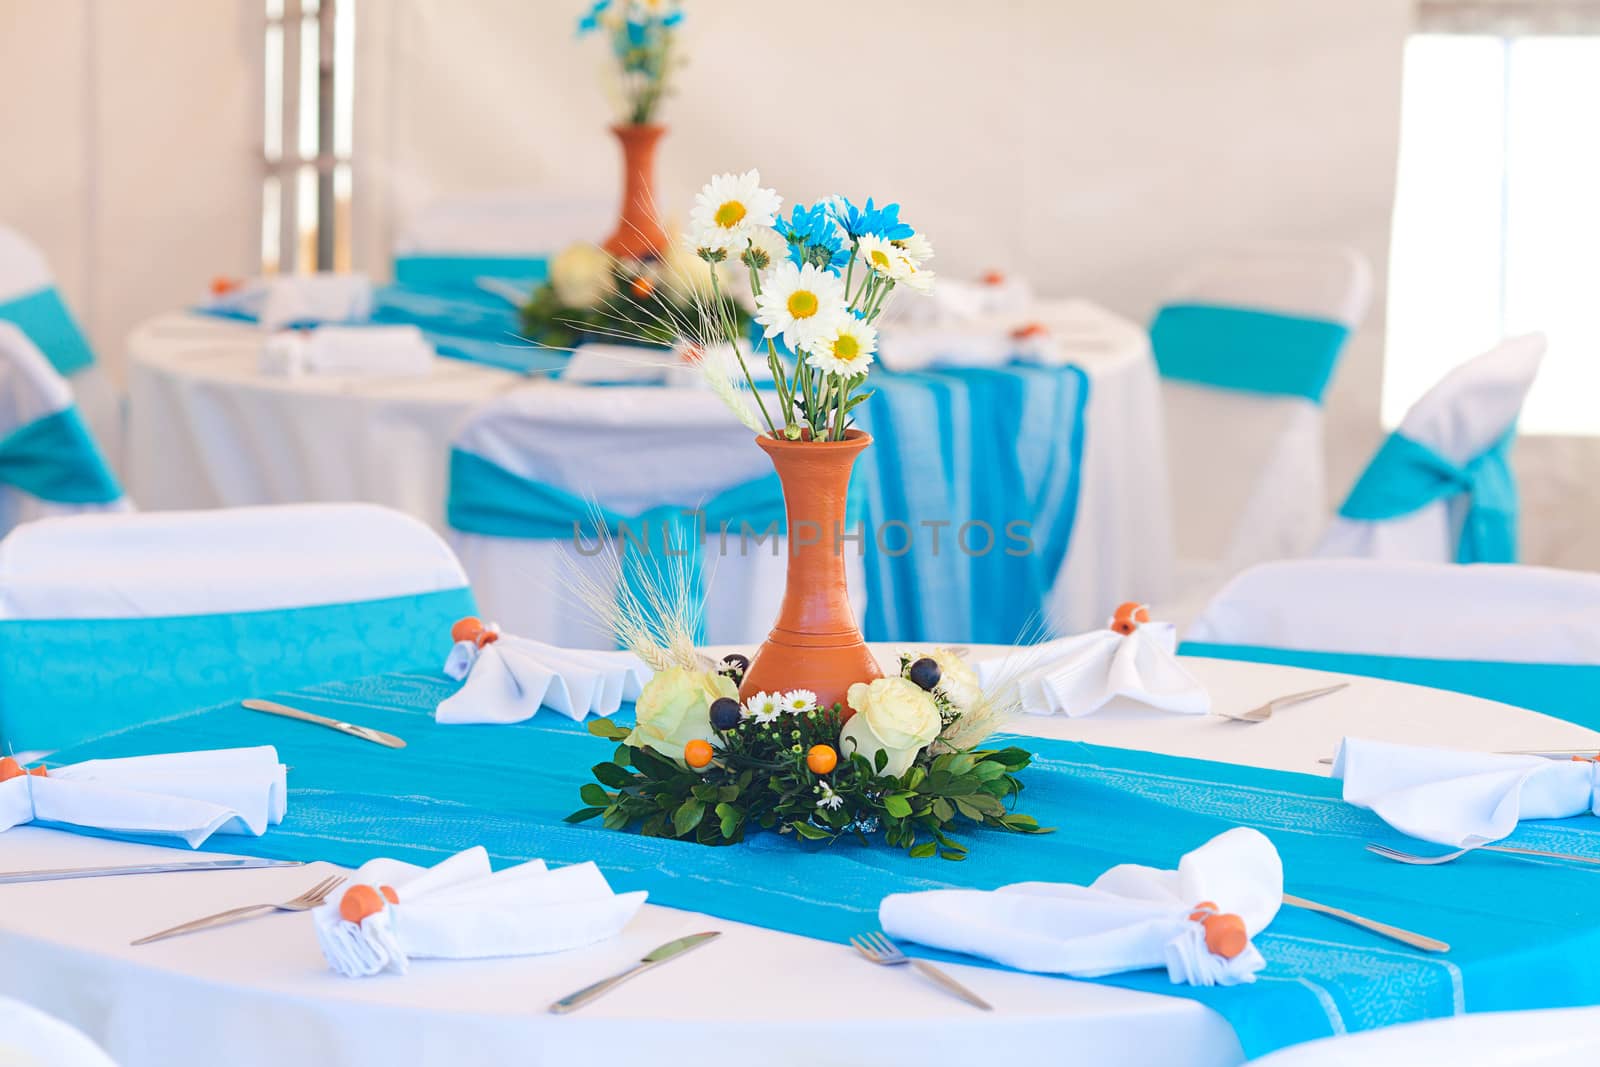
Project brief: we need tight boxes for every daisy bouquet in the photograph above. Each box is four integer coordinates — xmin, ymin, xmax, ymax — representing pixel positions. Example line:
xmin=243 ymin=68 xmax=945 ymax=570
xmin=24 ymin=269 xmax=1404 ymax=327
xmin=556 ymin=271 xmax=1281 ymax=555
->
xmin=577 ymin=0 xmax=684 ymax=125
xmin=683 ymin=170 xmax=935 ymax=441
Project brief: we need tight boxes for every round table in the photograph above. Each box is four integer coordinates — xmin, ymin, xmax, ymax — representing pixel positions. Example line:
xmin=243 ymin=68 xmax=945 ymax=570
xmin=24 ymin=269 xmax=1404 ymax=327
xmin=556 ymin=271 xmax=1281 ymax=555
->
xmin=4 ymin=656 xmax=1597 ymax=1067
xmin=123 ymin=302 xmax=1173 ymax=634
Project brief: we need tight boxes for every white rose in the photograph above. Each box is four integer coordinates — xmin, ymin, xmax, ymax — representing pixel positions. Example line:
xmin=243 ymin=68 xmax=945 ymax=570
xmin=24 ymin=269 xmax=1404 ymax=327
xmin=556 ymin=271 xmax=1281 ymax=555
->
xmin=840 ymin=677 xmax=942 ymax=778
xmin=549 ymin=242 xmax=616 ymax=308
xmin=913 ymin=647 xmax=983 ymax=714
xmin=626 ymin=667 xmax=738 ymax=761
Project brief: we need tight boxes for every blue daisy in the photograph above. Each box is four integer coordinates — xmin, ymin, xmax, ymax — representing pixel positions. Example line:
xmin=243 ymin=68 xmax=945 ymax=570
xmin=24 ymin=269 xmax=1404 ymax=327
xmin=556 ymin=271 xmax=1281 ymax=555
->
xmin=831 ymin=197 xmax=914 ymax=242
xmin=779 ymin=203 xmax=849 ymax=274
xmin=576 ymin=0 xmax=610 ymax=35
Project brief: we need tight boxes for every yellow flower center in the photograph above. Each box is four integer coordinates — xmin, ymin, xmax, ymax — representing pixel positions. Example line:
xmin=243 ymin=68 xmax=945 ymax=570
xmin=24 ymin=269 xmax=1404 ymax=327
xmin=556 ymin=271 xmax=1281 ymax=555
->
xmin=869 ymin=249 xmax=893 ymax=270
xmin=787 ymin=290 xmax=819 ymax=318
xmin=714 ymin=201 xmax=747 ymax=228
xmin=833 ymin=334 xmax=861 ymax=362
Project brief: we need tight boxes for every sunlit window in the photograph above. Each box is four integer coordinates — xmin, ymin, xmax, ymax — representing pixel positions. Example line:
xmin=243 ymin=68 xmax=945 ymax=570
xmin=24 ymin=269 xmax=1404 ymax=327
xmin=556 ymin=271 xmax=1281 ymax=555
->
xmin=1386 ymin=24 xmax=1600 ymax=435
xmin=262 ymin=0 xmax=356 ymax=274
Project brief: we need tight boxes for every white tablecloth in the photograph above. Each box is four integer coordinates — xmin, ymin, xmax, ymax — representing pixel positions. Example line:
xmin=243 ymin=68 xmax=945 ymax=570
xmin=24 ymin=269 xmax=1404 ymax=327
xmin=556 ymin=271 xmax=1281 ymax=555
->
xmin=4 ymin=655 xmax=1596 ymax=1067
xmin=124 ymin=304 xmax=1171 ymax=634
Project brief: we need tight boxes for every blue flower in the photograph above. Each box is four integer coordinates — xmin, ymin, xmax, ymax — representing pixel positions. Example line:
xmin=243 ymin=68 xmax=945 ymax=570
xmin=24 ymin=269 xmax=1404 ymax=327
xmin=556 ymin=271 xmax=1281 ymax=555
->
xmin=831 ymin=197 xmax=914 ymax=241
xmin=577 ymin=0 xmax=611 ymax=35
xmin=779 ymin=203 xmax=849 ymax=273
xmin=663 ymin=9 xmax=684 ymax=26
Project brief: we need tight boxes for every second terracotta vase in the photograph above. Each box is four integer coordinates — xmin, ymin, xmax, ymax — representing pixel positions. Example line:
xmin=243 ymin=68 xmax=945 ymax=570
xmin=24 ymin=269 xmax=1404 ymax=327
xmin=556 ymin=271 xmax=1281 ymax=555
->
xmin=739 ymin=430 xmax=883 ymax=714
xmin=602 ymin=123 xmax=670 ymax=261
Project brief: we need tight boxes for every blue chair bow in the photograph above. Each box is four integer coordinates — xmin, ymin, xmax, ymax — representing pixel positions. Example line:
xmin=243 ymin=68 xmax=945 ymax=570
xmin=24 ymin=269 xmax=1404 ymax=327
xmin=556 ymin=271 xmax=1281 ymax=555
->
xmin=0 ymin=286 xmax=96 ymax=376
xmin=0 ymin=406 xmax=121 ymax=506
xmin=1150 ymin=302 xmax=1350 ymax=403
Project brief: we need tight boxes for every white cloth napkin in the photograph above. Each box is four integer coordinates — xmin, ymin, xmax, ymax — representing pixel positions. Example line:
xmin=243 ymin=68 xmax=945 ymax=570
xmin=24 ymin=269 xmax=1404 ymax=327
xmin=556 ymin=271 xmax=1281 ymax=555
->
xmin=0 ymin=747 xmax=287 ymax=848
xmin=1333 ymin=737 xmax=1600 ymax=847
xmin=312 ymin=846 xmax=648 ymax=977
xmin=979 ymin=623 xmax=1211 ymax=718
xmin=438 ymin=634 xmax=650 ymax=723
xmin=881 ymin=827 xmax=1281 ymax=987
xmin=210 ymin=273 xmax=374 ymax=330
xmin=889 ymin=277 xmax=1033 ymax=328
xmin=259 ymin=325 xmax=434 ymax=378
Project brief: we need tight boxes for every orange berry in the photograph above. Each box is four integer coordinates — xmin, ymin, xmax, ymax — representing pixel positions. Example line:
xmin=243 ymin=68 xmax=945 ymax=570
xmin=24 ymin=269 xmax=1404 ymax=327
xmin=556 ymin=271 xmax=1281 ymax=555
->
xmin=339 ymin=884 xmax=387 ymax=924
xmin=683 ymin=739 xmax=714 ymax=769
xmin=379 ymin=885 xmax=399 ymax=905
xmin=1010 ymin=322 xmax=1048 ymax=340
xmin=451 ymin=616 xmax=484 ymax=643
xmin=630 ymin=275 xmax=656 ymax=299
xmin=1202 ymin=912 xmax=1248 ymax=959
xmin=210 ymin=276 xmax=242 ymax=296
xmin=806 ymin=745 xmax=838 ymax=775
xmin=981 ymin=270 xmax=1007 ymax=286
xmin=0 ymin=757 xmax=20 ymax=782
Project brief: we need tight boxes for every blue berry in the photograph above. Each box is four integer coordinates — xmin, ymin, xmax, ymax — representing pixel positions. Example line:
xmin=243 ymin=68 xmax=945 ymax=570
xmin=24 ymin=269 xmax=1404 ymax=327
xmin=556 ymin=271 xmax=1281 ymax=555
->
xmin=709 ymin=697 xmax=742 ymax=731
xmin=907 ymin=657 xmax=941 ymax=692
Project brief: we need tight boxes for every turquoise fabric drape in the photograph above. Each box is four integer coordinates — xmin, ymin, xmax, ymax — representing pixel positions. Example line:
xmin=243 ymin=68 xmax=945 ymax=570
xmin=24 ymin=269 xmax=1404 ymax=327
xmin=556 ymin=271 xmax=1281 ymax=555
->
xmin=392 ymin=254 xmax=548 ymax=291
xmin=448 ymin=448 xmax=792 ymax=642
xmin=1180 ymin=641 xmax=1600 ymax=732
xmin=1338 ymin=430 xmax=1517 ymax=563
xmin=0 ymin=286 xmax=96 ymax=376
xmin=1150 ymin=302 xmax=1349 ymax=403
xmin=0 ymin=406 xmax=122 ymax=504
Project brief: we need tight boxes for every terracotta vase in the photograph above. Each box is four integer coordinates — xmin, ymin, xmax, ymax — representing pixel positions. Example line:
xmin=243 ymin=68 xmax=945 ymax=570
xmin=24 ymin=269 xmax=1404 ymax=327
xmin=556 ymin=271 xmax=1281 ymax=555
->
xmin=601 ymin=123 xmax=670 ymax=261
xmin=739 ymin=430 xmax=883 ymax=714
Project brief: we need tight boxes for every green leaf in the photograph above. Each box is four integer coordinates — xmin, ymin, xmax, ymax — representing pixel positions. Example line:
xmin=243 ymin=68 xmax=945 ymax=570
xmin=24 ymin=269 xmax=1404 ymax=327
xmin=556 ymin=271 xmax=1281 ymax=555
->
xmin=792 ymin=821 xmax=829 ymax=840
xmin=592 ymin=762 xmax=633 ymax=788
xmin=602 ymin=805 xmax=631 ymax=830
xmin=564 ymin=806 xmax=605 ymax=824
xmin=938 ymin=849 xmax=967 ymax=861
xmin=932 ymin=798 xmax=955 ymax=822
xmin=874 ymin=749 xmax=889 ymax=774
xmin=715 ymin=802 xmax=742 ymax=839
xmin=945 ymin=752 xmax=979 ymax=777
xmin=908 ymin=841 xmax=937 ymax=859
xmin=579 ymin=783 xmax=612 ymax=807
xmin=673 ymin=798 xmax=706 ymax=836
xmin=587 ymin=718 xmax=632 ymax=741
xmin=882 ymin=793 xmax=914 ymax=819
xmin=903 ymin=766 xmax=927 ymax=791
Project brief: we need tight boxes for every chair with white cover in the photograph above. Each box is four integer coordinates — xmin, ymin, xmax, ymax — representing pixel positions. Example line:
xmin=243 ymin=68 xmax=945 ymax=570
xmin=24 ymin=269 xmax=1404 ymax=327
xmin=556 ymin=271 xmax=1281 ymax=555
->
xmin=448 ymin=386 xmax=863 ymax=648
xmin=0 ymin=226 xmax=120 ymax=466
xmin=1245 ymin=1006 xmax=1598 ymax=1067
xmin=392 ymin=190 xmax=614 ymax=291
xmin=0 ymin=322 xmax=126 ymax=537
xmin=1152 ymin=243 xmax=1371 ymax=601
xmin=1318 ymin=334 xmax=1543 ymax=564
xmin=0 ymin=504 xmax=476 ymax=750
xmin=1182 ymin=558 xmax=1600 ymax=728
xmin=0 ymin=996 xmax=118 ymax=1067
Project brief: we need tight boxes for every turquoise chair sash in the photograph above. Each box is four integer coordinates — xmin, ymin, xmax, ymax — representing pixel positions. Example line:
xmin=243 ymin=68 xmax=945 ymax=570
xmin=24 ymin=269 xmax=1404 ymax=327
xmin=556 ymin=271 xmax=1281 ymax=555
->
xmin=448 ymin=448 xmax=799 ymax=642
xmin=392 ymin=254 xmax=548 ymax=291
xmin=0 ymin=587 xmax=476 ymax=750
xmin=1338 ymin=430 xmax=1516 ymax=563
xmin=1150 ymin=303 xmax=1349 ymax=403
xmin=0 ymin=286 xmax=96 ymax=376
xmin=0 ymin=406 xmax=122 ymax=505
xmin=1181 ymin=641 xmax=1600 ymax=733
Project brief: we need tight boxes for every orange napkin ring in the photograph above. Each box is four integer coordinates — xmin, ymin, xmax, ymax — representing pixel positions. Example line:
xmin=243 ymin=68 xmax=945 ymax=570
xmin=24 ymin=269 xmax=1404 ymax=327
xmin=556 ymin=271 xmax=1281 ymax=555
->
xmin=1110 ymin=602 xmax=1151 ymax=636
xmin=450 ymin=616 xmax=501 ymax=648
xmin=981 ymin=270 xmax=1007 ymax=286
xmin=1188 ymin=902 xmax=1248 ymax=960
xmin=1010 ymin=322 xmax=1049 ymax=341
xmin=0 ymin=757 xmax=46 ymax=782
xmin=340 ymin=884 xmax=400 ymax=923
xmin=210 ymin=276 xmax=243 ymax=296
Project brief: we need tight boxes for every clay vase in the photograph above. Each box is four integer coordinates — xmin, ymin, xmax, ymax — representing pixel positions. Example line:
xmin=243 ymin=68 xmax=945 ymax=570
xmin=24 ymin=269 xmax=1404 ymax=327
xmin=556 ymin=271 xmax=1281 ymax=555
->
xmin=739 ymin=430 xmax=883 ymax=714
xmin=601 ymin=124 xmax=670 ymax=261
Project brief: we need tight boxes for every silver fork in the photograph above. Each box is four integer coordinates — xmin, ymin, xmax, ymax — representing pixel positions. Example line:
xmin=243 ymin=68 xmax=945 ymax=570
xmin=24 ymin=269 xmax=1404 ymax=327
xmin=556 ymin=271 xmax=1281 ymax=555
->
xmin=131 ymin=874 xmax=346 ymax=946
xmin=1367 ymin=841 xmax=1600 ymax=867
xmin=1217 ymin=682 xmax=1349 ymax=723
xmin=849 ymin=931 xmax=993 ymax=1010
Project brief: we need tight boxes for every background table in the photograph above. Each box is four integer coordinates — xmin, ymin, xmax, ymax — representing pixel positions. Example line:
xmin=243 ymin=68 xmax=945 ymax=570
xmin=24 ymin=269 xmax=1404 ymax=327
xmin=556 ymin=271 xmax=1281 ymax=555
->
xmin=4 ymin=655 xmax=1597 ymax=1067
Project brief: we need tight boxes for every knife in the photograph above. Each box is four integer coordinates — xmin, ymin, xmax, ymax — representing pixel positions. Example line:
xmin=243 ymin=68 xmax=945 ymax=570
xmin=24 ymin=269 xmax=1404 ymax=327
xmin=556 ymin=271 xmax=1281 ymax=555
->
xmin=0 ymin=857 xmax=304 ymax=885
xmin=242 ymin=699 xmax=406 ymax=749
xmin=1318 ymin=747 xmax=1598 ymax=765
xmin=549 ymin=932 xmax=721 ymax=1014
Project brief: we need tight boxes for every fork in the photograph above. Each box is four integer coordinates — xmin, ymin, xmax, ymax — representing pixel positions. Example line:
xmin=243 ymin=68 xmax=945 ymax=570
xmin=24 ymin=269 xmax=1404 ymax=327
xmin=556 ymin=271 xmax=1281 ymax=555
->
xmin=1216 ymin=682 xmax=1349 ymax=723
xmin=849 ymin=931 xmax=993 ymax=1010
xmin=1367 ymin=841 xmax=1600 ymax=867
xmin=131 ymin=874 xmax=346 ymax=946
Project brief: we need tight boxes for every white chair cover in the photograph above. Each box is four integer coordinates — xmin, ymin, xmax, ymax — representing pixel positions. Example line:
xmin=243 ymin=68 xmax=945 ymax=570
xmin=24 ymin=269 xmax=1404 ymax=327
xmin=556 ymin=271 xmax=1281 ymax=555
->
xmin=1317 ymin=334 xmax=1544 ymax=563
xmin=0 ymin=227 xmax=120 ymax=466
xmin=1245 ymin=1006 xmax=1599 ymax=1067
xmin=0 ymin=322 xmax=127 ymax=536
xmin=0 ymin=996 xmax=119 ymax=1067
xmin=449 ymin=385 xmax=865 ymax=648
xmin=1157 ymin=243 xmax=1372 ymax=600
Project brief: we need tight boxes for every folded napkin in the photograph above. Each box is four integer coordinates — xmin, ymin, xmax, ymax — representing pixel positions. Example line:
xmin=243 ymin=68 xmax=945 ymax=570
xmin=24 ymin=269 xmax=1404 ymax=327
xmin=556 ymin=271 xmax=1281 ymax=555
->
xmin=210 ymin=273 xmax=374 ymax=330
xmin=1333 ymin=737 xmax=1600 ymax=847
xmin=881 ymin=827 xmax=1281 ymax=987
xmin=312 ymin=846 xmax=647 ymax=977
xmin=890 ymin=275 xmax=1033 ymax=328
xmin=259 ymin=325 xmax=434 ymax=378
xmin=979 ymin=616 xmax=1210 ymax=718
xmin=439 ymin=633 xmax=650 ymax=723
xmin=0 ymin=747 xmax=286 ymax=848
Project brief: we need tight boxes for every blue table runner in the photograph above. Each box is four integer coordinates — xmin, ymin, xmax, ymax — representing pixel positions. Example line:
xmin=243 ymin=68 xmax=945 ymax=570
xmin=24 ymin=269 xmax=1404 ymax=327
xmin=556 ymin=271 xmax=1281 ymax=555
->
xmin=44 ymin=669 xmax=1600 ymax=1058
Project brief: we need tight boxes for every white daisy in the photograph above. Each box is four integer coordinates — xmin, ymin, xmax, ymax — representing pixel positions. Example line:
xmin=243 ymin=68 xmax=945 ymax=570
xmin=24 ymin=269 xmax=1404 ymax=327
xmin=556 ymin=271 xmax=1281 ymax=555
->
xmin=893 ymin=231 xmax=935 ymax=267
xmin=807 ymin=318 xmax=877 ymax=378
xmin=689 ymin=170 xmax=781 ymax=254
xmin=815 ymin=781 xmax=845 ymax=809
xmin=743 ymin=690 xmax=782 ymax=724
xmin=754 ymin=261 xmax=847 ymax=350
xmin=899 ymin=261 xmax=936 ymax=294
xmin=780 ymin=688 xmax=819 ymax=715
xmin=740 ymin=227 xmax=789 ymax=272
xmin=855 ymin=235 xmax=907 ymax=279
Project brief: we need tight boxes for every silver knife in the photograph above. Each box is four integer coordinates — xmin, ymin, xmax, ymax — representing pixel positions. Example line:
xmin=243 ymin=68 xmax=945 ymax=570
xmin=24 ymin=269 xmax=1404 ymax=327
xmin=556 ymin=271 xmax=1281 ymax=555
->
xmin=242 ymin=699 xmax=406 ymax=749
xmin=0 ymin=857 xmax=303 ymax=885
xmin=549 ymin=932 xmax=721 ymax=1014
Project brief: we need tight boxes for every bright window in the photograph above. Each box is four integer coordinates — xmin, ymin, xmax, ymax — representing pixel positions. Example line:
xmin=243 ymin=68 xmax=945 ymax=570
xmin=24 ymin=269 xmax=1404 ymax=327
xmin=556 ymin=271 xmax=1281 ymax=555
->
xmin=1385 ymin=32 xmax=1600 ymax=435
